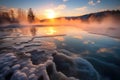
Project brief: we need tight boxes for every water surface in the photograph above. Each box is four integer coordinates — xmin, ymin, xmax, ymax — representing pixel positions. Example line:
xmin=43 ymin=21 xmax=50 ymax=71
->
xmin=0 ymin=25 xmax=120 ymax=80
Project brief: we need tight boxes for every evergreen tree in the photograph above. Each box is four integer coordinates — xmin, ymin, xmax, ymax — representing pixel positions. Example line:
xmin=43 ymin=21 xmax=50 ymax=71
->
xmin=28 ymin=8 xmax=34 ymax=23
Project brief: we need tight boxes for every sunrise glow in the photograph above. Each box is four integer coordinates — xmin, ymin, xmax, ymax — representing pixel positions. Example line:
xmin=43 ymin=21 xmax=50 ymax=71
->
xmin=45 ymin=9 xmax=56 ymax=19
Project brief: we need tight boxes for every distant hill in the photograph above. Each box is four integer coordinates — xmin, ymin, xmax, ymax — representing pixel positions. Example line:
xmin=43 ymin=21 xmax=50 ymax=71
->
xmin=40 ymin=10 xmax=120 ymax=23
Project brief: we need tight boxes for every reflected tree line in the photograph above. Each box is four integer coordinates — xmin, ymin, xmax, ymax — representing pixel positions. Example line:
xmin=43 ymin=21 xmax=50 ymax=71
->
xmin=0 ymin=8 xmax=35 ymax=24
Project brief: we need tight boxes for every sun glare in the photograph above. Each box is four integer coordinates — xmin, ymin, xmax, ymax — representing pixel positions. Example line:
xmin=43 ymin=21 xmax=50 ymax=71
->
xmin=46 ymin=27 xmax=56 ymax=35
xmin=45 ymin=9 xmax=56 ymax=19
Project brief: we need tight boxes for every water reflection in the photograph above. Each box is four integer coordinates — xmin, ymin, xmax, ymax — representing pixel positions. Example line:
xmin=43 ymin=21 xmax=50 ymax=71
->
xmin=54 ymin=37 xmax=65 ymax=41
xmin=0 ymin=26 xmax=66 ymax=37
xmin=0 ymin=25 xmax=120 ymax=59
xmin=30 ymin=26 xmax=36 ymax=36
xmin=0 ymin=25 xmax=120 ymax=80
xmin=97 ymin=48 xmax=114 ymax=53
xmin=1 ymin=25 xmax=120 ymax=52
xmin=45 ymin=27 xmax=56 ymax=35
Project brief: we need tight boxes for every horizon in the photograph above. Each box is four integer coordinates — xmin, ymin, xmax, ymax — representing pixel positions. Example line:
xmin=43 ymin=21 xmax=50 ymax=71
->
xmin=0 ymin=0 xmax=120 ymax=19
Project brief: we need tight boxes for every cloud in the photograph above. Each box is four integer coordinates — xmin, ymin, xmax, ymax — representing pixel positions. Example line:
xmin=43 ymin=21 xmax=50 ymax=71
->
xmin=83 ymin=40 xmax=95 ymax=44
xmin=88 ymin=0 xmax=101 ymax=5
xmin=88 ymin=0 xmax=95 ymax=5
xmin=55 ymin=4 xmax=66 ymax=10
xmin=63 ymin=0 xmax=68 ymax=2
xmin=73 ymin=35 xmax=83 ymax=40
xmin=75 ymin=6 xmax=87 ymax=11
xmin=97 ymin=0 xmax=101 ymax=3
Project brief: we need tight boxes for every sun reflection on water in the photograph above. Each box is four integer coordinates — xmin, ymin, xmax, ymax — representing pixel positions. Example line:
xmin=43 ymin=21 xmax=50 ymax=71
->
xmin=45 ymin=27 xmax=57 ymax=35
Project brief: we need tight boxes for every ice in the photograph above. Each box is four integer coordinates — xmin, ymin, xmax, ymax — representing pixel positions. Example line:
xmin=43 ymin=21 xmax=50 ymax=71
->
xmin=0 ymin=50 xmax=100 ymax=80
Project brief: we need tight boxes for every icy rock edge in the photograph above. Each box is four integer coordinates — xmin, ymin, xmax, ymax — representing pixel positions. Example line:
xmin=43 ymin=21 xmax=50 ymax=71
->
xmin=0 ymin=50 xmax=100 ymax=80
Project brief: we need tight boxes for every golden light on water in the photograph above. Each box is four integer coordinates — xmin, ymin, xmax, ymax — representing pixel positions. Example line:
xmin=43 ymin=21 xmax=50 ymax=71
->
xmin=13 ymin=26 xmax=85 ymax=37
xmin=46 ymin=27 xmax=57 ymax=35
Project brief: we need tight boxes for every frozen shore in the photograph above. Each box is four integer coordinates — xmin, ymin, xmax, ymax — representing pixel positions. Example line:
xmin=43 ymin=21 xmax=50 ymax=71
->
xmin=0 ymin=49 xmax=100 ymax=80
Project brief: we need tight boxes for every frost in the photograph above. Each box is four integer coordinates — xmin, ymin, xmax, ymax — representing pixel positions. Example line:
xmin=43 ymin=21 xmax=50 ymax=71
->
xmin=0 ymin=50 xmax=100 ymax=80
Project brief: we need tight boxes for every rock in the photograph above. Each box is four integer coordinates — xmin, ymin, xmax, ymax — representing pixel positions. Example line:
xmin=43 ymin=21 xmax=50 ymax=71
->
xmin=24 ymin=53 xmax=31 ymax=58
xmin=12 ymin=64 xmax=21 ymax=71
xmin=21 ymin=67 xmax=29 ymax=75
xmin=30 ymin=50 xmax=48 ymax=65
xmin=0 ymin=50 xmax=100 ymax=80
xmin=42 ymin=70 xmax=50 ymax=80
xmin=29 ymin=68 xmax=36 ymax=74
xmin=28 ymin=74 xmax=38 ymax=80
xmin=2 ymin=66 xmax=11 ymax=76
xmin=21 ymin=61 xmax=29 ymax=67
xmin=0 ymin=53 xmax=17 ymax=69
xmin=11 ymin=70 xmax=28 ymax=80
xmin=53 ymin=52 xmax=100 ymax=80
xmin=0 ymin=74 xmax=5 ymax=80
xmin=4 ymin=53 xmax=14 ymax=57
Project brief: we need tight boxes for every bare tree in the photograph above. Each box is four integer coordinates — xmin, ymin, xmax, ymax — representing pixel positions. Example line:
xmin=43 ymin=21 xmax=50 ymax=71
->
xmin=10 ymin=9 xmax=15 ymax=22
xmin=17 ymin=8 xmax=27 ymax=22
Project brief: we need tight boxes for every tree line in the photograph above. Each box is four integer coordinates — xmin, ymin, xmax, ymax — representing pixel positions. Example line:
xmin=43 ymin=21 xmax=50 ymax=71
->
xmin=0 ymin=8 xmax=35 ymax=24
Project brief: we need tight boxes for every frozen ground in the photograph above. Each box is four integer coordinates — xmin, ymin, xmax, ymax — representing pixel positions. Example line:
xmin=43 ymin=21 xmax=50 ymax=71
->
xmin=0 ymin=49 xmax=99 ymax=80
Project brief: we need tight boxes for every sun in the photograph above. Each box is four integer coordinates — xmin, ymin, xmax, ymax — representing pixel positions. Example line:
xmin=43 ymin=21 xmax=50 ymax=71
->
xmin=45 ymin=9 xmax=56 ymax=19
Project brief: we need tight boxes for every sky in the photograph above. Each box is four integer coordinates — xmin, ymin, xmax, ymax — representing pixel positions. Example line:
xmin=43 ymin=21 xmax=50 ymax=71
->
xmin=0 ymin=0 xmax=120 ymax=19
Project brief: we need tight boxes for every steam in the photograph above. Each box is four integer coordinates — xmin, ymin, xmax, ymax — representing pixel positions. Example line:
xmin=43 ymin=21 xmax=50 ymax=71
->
xmin=0 ymin=8 xmax=120 ymax=38
xmin=38 ymin=13 xmax=120 ymax=38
